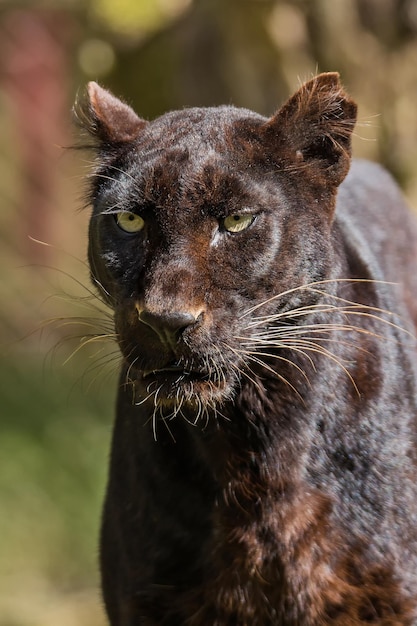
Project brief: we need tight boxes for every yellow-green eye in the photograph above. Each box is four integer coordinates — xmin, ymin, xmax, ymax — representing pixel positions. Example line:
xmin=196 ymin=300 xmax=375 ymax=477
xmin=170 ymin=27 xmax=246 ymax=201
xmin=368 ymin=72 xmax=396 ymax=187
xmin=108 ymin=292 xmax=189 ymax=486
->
xmin=223 ymin=214 xmax=255 ymax=233
xmin=116 ymin=212 xmax=145 ymax=233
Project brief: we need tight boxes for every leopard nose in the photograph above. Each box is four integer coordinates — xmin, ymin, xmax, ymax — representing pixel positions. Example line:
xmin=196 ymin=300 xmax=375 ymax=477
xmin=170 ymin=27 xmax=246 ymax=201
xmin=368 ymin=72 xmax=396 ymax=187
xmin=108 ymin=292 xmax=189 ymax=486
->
xmin=138 ymin=309 xmax=201 ymax=347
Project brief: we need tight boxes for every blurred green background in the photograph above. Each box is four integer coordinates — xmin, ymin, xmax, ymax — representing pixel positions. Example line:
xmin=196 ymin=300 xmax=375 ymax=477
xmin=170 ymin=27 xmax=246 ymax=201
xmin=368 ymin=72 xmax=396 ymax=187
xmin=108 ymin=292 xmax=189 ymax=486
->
xmin=1 ymin=0 xmax=417 ymax=624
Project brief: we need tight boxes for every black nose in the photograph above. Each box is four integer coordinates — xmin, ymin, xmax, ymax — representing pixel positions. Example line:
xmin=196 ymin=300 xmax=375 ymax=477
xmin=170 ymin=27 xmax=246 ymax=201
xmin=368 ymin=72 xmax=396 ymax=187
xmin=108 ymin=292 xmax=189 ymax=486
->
xmin=138 ymin=309 xmax=199 ymax=348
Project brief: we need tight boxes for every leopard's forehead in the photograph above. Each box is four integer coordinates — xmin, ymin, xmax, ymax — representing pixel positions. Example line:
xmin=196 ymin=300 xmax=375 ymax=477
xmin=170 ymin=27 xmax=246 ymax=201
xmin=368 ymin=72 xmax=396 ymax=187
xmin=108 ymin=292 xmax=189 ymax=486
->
xmin=93 ymin=106 xmax=270 ymax=214
xmin=98 ymin=141 xmax=263 ymax=223
xmin=136 ymin=105 xmax=266 ymax=152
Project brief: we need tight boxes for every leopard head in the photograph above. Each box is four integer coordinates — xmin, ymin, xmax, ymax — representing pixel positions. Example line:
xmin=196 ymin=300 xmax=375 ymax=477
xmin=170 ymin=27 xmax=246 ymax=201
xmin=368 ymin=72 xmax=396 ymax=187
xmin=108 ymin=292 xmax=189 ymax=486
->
xmin=78 ymin=73 xmax=356 ymax=411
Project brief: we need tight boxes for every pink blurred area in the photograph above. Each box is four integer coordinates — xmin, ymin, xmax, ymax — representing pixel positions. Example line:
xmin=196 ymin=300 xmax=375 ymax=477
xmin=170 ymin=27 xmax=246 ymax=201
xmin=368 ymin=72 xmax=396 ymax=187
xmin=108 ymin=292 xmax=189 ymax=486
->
xmin=1 ymin=9 xmax=74 ymax=262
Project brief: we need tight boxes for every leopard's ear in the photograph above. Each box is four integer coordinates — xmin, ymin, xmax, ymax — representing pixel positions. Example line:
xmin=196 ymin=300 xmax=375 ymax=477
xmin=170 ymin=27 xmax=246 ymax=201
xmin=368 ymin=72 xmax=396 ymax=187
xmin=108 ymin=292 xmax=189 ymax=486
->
xmin=263 ymin=73 xmax=357 ymax=187
xmin=76 ymin=82 xmax=147 ymax=144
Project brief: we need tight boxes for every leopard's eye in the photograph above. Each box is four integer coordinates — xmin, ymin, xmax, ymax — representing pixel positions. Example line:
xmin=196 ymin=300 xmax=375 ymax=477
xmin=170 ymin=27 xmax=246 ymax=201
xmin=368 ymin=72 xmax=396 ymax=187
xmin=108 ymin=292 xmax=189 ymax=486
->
xmin=116 ymin=212 xmax=145 ymax=233
xmin=223 ymin=214 xmax=255 ymax=233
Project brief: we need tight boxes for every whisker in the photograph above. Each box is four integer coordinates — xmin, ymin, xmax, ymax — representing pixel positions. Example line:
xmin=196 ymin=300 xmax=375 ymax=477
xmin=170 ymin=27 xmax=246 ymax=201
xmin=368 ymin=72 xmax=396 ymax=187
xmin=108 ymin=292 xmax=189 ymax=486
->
xmin=249 ymin=324 xmax=401 ymax=348
xmin=159 ymin=410 xmax=177 ymax=442
xmin=61 ymin=333 xmax=117 ymax=365
xmin=300 ymin=288 xmax=413 ymax=336
xmin=224 ymin=343 xmax=266 ymax=392
xmin=125 ymin=355 xmax=139 ymax=386
xmin=211 ymin=345 xmax=229 ymax=389
xmin=239 ymin=278 xmax=397 ymax=319
xmin=151 ymin=385 xmax=165 ymax=441
xmin=35 ymin=263 xmax=116 ymax=310
xmin=279 ymin=339 xmax=360 ymax=397
xmin=246 ymin=303 xmax=409 ymax=339
xmin=244 ymin=303 xmax=341 ymax=327
xmin=243 ymin=353 xmax=305 ymax=404
xmin=135 ymin=388 xmax=155 ymax=406
xmin=42 ymin=315 xmax=115 ymax=333
xmin=239 ymin=323 xmax=383 ymax=340
xmin=275 ymin=334 xmax=373 ymax=358
xmin=232 ymin=347 xmax=312 ymax=387
xmin=81 ymin=351 xmax=121 ymax=391
xmin=98 ymin=163 xmax=139 ymax=185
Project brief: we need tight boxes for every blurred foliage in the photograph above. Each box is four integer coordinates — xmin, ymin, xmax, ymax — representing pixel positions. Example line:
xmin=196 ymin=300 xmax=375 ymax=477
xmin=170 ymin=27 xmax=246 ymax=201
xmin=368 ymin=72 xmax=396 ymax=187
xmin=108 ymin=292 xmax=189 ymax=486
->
xmin=89 ymin=0 xmax=191 ymax=36
xmin=1 ymin=261 xmax=117 ymax=625
xmin=1 ymin=0 xmax=417 ymax=625
xmin=90 ymin=0 xmax=166 ymax=34
xmin=1 ymin=352 xmax=113 ymax=625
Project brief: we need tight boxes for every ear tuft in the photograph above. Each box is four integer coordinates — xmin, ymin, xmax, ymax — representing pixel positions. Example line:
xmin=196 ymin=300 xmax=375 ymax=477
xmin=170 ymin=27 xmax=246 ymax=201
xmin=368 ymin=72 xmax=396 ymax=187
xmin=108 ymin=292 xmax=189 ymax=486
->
xmin=75 ymin=82 xmax=147 ymax=144
xmin=264 ymin=72 xmax=357 ymax=187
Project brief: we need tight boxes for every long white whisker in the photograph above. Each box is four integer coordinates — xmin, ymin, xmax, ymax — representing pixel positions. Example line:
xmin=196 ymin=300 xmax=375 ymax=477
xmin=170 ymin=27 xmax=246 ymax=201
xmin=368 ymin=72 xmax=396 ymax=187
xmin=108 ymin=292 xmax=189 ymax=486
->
xmin=244 ymin=353 xmax=305 ymax=403
xmin=233 ymin=347 xmax=312 ymax=387
xmin=224 ymin=343 xmax=266 ymax=392
xmin=280 ymin=340 xmax=360 ymax=396
xmin=239 ymin=278 xmax=396 ymax=319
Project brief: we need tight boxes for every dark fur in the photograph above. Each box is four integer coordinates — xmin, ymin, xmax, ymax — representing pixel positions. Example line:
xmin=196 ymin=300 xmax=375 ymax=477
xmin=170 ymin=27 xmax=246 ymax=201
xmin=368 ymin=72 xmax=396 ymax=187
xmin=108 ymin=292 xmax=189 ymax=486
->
xmin=77 ymin=74 xmax=417 ymax=624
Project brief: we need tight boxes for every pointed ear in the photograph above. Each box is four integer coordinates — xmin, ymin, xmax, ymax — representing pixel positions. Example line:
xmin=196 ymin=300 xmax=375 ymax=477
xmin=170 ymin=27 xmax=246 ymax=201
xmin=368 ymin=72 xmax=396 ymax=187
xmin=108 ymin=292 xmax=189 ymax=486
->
xmin=76 ymin=82 xmax=147 ymax=144
xmin=263 ymin=73 xmax=357 ymax=187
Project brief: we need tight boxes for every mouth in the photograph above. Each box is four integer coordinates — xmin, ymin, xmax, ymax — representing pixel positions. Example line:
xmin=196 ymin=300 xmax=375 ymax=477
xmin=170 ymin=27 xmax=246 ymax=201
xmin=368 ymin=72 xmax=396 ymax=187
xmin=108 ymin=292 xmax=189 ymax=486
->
xmin=142 ymin=361 xmax=212 ymax=383
xmin=134 ymin=358 xmax=230 ymax=407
